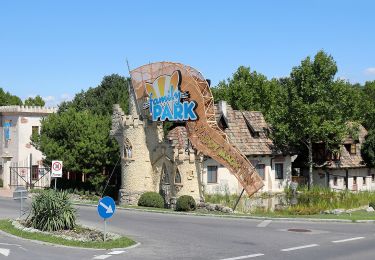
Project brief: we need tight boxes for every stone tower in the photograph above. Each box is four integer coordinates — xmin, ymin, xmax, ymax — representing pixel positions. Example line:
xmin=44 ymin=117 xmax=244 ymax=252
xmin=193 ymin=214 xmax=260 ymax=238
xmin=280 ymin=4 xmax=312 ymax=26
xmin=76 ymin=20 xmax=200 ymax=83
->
xmin=110 ymin=83 xmax=160 ymax=205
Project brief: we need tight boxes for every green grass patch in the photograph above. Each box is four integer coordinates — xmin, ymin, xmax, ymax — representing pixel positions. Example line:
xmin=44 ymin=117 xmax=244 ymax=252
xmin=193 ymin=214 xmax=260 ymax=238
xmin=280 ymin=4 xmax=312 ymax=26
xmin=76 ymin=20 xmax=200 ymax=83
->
xmin=0 ymin=219 xmax=136 ymax=249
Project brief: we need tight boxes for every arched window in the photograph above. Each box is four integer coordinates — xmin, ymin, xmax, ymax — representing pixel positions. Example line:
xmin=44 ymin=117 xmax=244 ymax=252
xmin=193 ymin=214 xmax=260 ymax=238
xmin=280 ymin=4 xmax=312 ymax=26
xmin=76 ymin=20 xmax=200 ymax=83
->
xmin=175 ymin=170 xmax=182 ymax=184
xmin=124 ymin=138 xmax=132 ymax=158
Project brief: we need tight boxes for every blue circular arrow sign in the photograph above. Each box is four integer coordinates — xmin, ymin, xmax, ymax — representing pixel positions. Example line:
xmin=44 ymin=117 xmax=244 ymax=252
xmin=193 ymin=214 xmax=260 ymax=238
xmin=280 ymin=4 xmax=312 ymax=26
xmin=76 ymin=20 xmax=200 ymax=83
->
xmin=97 ymin=196 xmax=116 ymax=219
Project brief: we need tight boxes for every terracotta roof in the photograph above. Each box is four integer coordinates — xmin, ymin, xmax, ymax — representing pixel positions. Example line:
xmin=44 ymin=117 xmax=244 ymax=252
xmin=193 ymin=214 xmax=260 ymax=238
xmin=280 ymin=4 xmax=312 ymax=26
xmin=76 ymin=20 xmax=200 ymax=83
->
xmin=166 ymin=104 xmax=274 ymax=156
xmin=167 ymin=126 xmax=188 ymax=150
xmin=328 ymin=124 xmax=368 ymax=169
xmin=215 ymin=104 xmax=273 ymax=155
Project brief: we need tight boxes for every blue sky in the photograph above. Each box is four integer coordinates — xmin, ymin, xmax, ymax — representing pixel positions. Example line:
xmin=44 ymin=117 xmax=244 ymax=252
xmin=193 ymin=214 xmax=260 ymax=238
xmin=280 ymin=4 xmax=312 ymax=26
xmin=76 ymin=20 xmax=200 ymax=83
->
xmin=1 ymin=1 xmax=374 ymax=106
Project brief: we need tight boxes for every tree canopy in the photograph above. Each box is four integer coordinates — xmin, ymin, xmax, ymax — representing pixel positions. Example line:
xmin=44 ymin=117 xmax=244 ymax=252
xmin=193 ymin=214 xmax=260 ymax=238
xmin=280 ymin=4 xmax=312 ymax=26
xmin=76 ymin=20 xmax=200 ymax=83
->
xmin=0 ymin=88 xmax=23 ymax=106
xmin=24 ymin=95 xmax=45 ymax=106
xmin=33 ymin=74 xmax=130 ymax=191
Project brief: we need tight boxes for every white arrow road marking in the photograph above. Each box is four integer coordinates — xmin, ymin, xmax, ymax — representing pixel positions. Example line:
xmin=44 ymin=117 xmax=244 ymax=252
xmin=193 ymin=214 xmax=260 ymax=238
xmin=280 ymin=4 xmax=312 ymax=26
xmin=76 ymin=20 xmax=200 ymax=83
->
xmin=0 ymin=248 xmax=10 ymax=257
xmin=257 ymin=220 xmax=272 ymax=228
xmin=108 ymin=251 xmax=126 ymax=255
xmin=93 ymin=255 xmax=111 ymax=259
xmin=281 ymin=244 xmax=319 ymax=252
xmin=99 ymin=202 xmax=113 ymax=214
xmin=332 ymin=237 xmax=365 ymax=243
xmin=220 ymin=253 xmax=264 ymax=260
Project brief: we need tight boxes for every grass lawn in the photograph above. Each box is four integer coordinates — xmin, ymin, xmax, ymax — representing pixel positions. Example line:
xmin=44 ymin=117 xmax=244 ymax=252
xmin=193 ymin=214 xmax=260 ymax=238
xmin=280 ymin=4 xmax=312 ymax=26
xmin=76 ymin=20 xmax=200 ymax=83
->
xmin=0 ymin=219 xmax=136 ymax=249
xmin=248 ymin=210 xmax=375 ymax=222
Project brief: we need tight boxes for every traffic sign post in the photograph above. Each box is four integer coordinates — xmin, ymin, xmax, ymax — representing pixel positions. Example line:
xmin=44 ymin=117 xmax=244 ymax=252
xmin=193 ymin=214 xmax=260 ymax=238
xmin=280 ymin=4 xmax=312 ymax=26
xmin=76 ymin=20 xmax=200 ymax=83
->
xmin=97 ymin=196 xmax=116 ymax=241
xmin=51 ymin=160 xmax=63 ymax=190
xmin=13 ymin=186 xmax=28 ymax=218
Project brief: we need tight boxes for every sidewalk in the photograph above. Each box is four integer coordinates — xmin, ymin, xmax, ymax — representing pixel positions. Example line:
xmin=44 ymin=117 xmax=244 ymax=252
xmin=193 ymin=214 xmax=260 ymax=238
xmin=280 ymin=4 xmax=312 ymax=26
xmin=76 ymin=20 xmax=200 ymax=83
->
xmin=0 ymin=188 xmax=13 ymax=198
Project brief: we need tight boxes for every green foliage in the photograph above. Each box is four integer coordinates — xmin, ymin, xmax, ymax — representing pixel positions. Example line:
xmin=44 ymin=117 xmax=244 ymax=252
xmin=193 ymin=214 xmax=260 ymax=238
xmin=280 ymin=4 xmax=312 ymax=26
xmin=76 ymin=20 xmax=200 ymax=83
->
xmin=28 ymin=190 xmax=76 ymax=231
xmin=176 ymin=195 xmax=196 ymax=211
xmin=0 ymin=88 xmax=23 ymax=105
xmin=59 ymin=74 xmax=129 ymax=116
xmin=24 ymin=95 xmax=45 ymax=106
xmin=361 ymin=130 xmax=375 ymax=168
xmin=0 ymin=178 xmax=3 ymax=187
xmin=138 ymin=192 xmax=165 ymax=208
xmin=31 ymin=108 xmax=119 ymax=192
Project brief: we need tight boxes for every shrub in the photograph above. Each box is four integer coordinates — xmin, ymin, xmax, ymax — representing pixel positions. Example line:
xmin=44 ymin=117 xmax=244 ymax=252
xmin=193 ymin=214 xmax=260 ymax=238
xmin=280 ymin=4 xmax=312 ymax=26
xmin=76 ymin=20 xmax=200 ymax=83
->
xmin=176 ymin=195 xmax=196 ymax=211
xmin=28 ymin=190 xmax=76 ymax=231
xmin=138 ymin=192 xmax=164 ymax=208
xmin=369 ymin=201 xmax=375 ymax=209
xmin=0 ymin=178 xmax=3 ymax=188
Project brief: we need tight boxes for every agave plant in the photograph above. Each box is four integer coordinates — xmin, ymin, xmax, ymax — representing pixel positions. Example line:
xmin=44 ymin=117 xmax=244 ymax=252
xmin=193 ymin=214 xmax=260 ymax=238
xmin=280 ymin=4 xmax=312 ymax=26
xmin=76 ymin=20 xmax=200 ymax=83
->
xmin=28 ymin=190 xmax=76 ymax=231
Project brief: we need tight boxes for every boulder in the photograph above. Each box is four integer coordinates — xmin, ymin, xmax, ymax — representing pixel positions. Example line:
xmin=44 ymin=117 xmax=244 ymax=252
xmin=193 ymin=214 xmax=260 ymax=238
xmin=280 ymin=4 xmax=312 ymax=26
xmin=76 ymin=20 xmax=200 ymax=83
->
xmin=366 ymin=206 xmax=375 ymax=212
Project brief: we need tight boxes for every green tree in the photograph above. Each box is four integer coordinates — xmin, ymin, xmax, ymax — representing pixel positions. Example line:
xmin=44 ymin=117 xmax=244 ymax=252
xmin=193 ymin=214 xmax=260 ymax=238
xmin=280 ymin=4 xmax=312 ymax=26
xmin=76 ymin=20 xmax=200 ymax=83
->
xmin=271 ymin=51 xmax=349 ymax=188
xmin=362 ymin=130 xmax=375 ymax=168
xmin=24 ymin=95 xmax=45 ymax=106
xmin=34 ymin=74 xmax=129 ymax=192
xmin=59 ymin=74 xmax=129 ymax=115
xmin=0 ymin=88 xmax=23 ymax=105
xmin=31 ymin=108 xmax=119 ymax=191
xmin=210 ymin=66 xmax=286 ymax=120
xmin=360 ymin=81 xmax=375 ymax=130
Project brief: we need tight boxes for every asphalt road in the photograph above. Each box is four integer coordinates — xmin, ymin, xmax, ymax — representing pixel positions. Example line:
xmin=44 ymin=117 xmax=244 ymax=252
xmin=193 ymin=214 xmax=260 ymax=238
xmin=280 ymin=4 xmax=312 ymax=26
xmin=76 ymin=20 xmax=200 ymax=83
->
xmin=1 ymin=197 xmax=375 ymax=259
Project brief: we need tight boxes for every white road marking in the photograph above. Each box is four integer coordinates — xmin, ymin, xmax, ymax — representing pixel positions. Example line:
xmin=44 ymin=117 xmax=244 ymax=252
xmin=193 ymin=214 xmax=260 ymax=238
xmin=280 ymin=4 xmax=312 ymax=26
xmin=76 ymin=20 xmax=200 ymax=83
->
xmin=0 ymin=248 xmax=10 ymax=257
xmin=257 ymin=220 xmax=272 ymax=228
xmin=281 ymin=244 xmax=319 ymax=252
xmin=108 ymin=250 xmax=126 ymax=255
xmin=220 ymin=253 xmax=264 ymax=260
xmin=93 ymin=255 xmax=111 ymax=259
xmin=332 ymin=237 xmax=365 ymax=243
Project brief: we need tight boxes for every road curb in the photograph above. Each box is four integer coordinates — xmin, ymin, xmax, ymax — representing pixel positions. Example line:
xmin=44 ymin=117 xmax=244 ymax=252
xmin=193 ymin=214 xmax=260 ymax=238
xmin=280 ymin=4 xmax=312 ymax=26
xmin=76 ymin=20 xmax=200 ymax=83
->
xmin=73 ymin=202 xmax=375 ymax=224
xmin=0 ymin=224 xmax=140 ymax=251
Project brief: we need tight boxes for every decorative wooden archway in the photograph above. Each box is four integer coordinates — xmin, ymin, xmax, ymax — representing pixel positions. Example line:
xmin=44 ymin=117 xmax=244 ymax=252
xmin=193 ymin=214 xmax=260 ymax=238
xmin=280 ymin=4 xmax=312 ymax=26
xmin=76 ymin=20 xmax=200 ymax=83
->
xmin=130 ymin=62 xmax=263 ymax=196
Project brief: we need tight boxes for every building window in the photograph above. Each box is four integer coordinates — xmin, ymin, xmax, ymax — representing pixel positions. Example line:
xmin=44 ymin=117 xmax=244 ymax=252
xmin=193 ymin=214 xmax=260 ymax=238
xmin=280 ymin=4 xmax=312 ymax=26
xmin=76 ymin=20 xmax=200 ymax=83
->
xmin=32 ymin=165 xmax=39 ymax=180
xmin=363 ymin=177 xmax=367 ymax=185
xmin=32 ymin=126 xmax=39 ymax=136
xmin=175 ymin=170 xmax=181 ymax=184
xmin=207 ymin=166 xmax=218 ymax=183
xmin=275 ymin=163 xmax=283 ymax=179
xmin=256 ymin=164 xmax=265 ymax=180
xmin=350 ymin=144 xmax=356 ymax=154
xmin=353 ymin=176 xmax=357 ymax=185
xmin=333 ymin=177 xmax=338 ymax=186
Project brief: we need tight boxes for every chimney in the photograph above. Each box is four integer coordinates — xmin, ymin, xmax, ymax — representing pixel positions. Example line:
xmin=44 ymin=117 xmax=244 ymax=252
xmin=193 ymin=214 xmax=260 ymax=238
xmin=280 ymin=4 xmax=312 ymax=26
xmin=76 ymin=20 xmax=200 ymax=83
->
xmin=218 ymin=100 xmax=227 ymax=119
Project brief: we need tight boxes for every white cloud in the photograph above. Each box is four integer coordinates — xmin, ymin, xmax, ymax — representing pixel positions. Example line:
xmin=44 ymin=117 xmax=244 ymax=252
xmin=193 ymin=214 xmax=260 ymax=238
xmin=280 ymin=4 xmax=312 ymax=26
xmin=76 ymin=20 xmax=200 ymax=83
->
xmin=364 ymin=67 xmax=375 ymax=76
xmin=43 ymin=96 xmax=56 ymax=102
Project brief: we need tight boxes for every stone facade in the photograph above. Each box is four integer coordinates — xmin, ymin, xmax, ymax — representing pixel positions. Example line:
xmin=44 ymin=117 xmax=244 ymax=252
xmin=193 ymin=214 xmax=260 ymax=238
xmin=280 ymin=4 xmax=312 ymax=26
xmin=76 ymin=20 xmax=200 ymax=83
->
xmin=110 ymin=87 xmax=203 ymax=206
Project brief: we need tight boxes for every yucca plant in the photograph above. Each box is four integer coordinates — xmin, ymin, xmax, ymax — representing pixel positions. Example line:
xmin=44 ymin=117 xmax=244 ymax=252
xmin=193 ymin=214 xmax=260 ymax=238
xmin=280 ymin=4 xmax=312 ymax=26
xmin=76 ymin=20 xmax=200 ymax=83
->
xmin=28 ymin=190 xmax=76 ymax=231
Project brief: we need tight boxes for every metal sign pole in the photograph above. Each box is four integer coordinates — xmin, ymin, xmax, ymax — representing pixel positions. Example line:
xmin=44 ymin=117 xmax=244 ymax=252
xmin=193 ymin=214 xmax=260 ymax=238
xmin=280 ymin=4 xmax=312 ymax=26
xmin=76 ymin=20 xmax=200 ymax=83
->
xmin=104 ymin=219 xmax=107 ymax=242
xmin=19 ymin=196 xmax=22 ymax=218
xmin=54 ymin=178 xmax=57 ymax=191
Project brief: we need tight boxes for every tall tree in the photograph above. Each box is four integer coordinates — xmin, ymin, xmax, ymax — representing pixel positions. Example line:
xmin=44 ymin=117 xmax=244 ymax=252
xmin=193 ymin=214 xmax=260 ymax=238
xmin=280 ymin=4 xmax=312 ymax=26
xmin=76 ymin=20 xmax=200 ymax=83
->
xmin=31 ymin=108 xmax=119 ymax=191
xmin=59 ymin=74 xmax=129 ymax=115
xmin=271 ymin=51 xmax=349 ymax=188
xmin=0 ymin=88 xmax=23 ymax=105
xmin=24 ymin=95 xmax=45 ymax=106
xmin=34 ymin=74 xmax=129 ymax=191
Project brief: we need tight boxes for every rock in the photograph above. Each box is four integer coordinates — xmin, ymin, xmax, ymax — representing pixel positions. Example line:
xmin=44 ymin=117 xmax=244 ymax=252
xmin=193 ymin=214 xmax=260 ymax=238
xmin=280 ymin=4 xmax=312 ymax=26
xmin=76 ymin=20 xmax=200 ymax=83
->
xmin=332 ymin=209 xmax=344 ymax=215
xmin=323 ymin=210 xmax=331 ymax=214
xmin=196 ymin=202 xmax=206 ymax=208
xmin=206 ymin=204 xmax=217 ymax=211
xmin=215 ymin=204 xmax=224 ymax=211
xmin=366 ymin=206 xmax=375 ymax=212
xmin=222 ymin=207 xmax=233 ymax=213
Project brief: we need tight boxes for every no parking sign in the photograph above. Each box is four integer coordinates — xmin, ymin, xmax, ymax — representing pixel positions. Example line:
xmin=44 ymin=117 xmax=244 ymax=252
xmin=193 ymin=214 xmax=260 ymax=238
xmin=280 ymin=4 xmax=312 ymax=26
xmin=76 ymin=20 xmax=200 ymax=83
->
xmin=51 ymin=160 xmax=63 ymax=178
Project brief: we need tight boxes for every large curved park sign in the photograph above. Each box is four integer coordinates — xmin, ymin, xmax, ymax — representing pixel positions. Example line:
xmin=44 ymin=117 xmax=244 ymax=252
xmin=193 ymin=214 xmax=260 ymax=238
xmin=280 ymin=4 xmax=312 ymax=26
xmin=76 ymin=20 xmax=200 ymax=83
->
xmin=130 ymin=62 xmax=264 ymax=196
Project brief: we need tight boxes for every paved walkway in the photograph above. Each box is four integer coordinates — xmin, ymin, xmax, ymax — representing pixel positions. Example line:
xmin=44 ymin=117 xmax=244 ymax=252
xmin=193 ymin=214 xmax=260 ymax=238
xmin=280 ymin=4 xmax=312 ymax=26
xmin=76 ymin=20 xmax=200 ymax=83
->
xmin=0 ymin=188 xmax=13 ymax=198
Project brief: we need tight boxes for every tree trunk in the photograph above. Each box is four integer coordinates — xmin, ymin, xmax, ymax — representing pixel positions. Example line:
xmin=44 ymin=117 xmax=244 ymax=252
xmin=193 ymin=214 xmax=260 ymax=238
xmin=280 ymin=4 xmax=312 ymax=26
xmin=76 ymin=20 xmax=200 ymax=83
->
xmin=308 ymin=138 xmax=313 ymax=190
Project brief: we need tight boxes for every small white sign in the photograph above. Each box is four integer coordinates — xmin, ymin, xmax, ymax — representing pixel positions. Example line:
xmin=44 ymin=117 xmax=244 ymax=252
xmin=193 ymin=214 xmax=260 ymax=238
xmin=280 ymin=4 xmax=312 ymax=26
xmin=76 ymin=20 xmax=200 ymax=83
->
xmin=51 ymin=160 xmax=63 ymax=178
